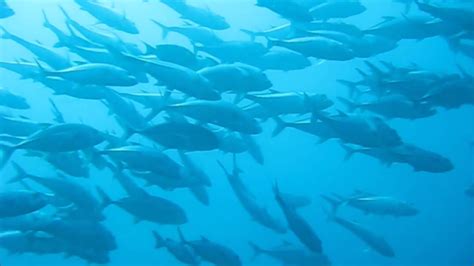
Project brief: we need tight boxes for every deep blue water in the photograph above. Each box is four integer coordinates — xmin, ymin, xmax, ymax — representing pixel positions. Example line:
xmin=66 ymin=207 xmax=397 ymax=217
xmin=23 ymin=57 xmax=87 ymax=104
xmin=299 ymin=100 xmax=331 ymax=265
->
xmin=1 ymin=0 xmax=473 ymax=265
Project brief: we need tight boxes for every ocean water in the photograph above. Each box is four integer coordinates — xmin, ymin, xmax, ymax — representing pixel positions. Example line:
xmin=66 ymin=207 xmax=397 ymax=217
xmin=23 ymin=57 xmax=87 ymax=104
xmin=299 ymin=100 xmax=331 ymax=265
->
xmin=0 ymin=0 xmax=473 ymax=265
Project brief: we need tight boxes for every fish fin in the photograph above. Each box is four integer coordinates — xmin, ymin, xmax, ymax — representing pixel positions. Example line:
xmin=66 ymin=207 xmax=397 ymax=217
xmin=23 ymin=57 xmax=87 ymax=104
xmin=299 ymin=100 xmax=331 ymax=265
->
xmin=0 ymin=25 xmax=12 ymax=39
xmin=0 ymin=144 xmax=15 ymax=169
xmin=339 ymin=143 xmax=356 ymax=161
xmin=248 ymin=241 xmax=263 ymax=260
xmin=152 ymin=230 xmax=165 ymax=249
xmin=337 ymin=97 xmax=358 ymax=113
xmin=272 ymin=117 xmax=287 ymax=137
xmin=320 ymin=194 xmax=342 ymax=214
xmin=240 ymin=29 xmax=257 ymax=41
xmin=151 ymin=19 xmax=169 ymax=39
xmin=96 ymin=186 xmax=113 ymax=209
xmin=8 ymin=161 xmax=32 ymax=183
xmin=177 ymin=227 xmax=187 ymax=243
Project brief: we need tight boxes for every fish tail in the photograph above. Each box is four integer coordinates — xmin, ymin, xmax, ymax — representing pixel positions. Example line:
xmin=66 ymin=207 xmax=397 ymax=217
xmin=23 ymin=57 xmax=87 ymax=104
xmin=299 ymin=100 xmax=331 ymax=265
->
xmin=0 ymin=25 xmax=12 ymax=39
xmin=321 ymin=194 xmax=342 ymax=211
xmin=176 ymin=227 xmax=187 ymax=243
xmin=272 ymin=117 xmax=287 ymax=137
xmin=240 ymin=29 xmax=258 ymax=42
xmin=142 ymin=41 xmax=156 ymax=55
xmin=151 ymin=19 xmax=170 ymax=39
xmin=58 ymin=5 xmax=72 ymax=21
xmin=96 ymin=186 xmax=113 ymax=209
xmin=152 ymin=230 xmax=165 ymax=249
xmin=0 ymin=144 xmax=15 ymax=169
xmin=8 ymin=161 xmax=30 ymax=183
xmin=337 ymin=96 xmax=358 ymax=113
xmin=41 ymin=9 xmax=51 ymax=27
xmin=337 ymin=79 xmax=361 ymax=99
xmin=248 ymin=241 xmax=263 ymax=260
xmin=339 ymin=143 xmax=357 ymax=161
xmin=189 ymin=186 xmax=210 ymax=206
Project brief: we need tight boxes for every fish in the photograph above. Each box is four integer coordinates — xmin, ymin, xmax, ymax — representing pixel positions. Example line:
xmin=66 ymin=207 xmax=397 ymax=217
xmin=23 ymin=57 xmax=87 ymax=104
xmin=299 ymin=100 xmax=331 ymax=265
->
xmin=0 ymin=87 xmax=30 ymax=109
xmin=152 ymin=231 xmax=200 ymax=265
xmin=74 ymin=0 xmax=139 ymax=34
xmin=274 ymin=182 xmax=323 ymax=253
xmin=322 ymin=192 xmax=419 ymax=217
xmin=0 ymin=113 xmax=49 ymax=137
xmin=248 ymin=47 xmax=312 ymax=71
xmin=41 ymin=10 xmax=98 ymax=49
xmin=256 ymin=0 xmax=314 ymax=22
xmin=10 ymin=163 xmax=105 ymax=221
xmin=0 ymin=0 xmax=14 ymax=19
xmin=198 ymin=63 xmax=272 ymax=97
xmin=59 ymin=6 xmax=141 ymax=54
xmin=268 ymin=36 xmax=355 ymax=61
xmin=414 ymin=0 xmax=474 ymax=31
xmin=102 ymin=89 xmax=149 ymax=133
xmin=342 ymin=143 xmax=454 ymax=173
xmin=133 ymin=121 xmax=220 ymax=151
xmin=246 ymin=92 xmax=333 ymax=118
xmin=98 ymin=145 xmax=190 ymax=180
xmin=313 ymin=111 xmax=403 ymax=148
xmin=0 ymin=26 xmax=71 ymax=70
xmin=310 ymin=1 xmax=366 ymax=20
xmin=338 ymin=95 xmax=436 ymax=120
xmin=196 ymin=41 xmax=268 ymax=63
xmin=167 ymin=100 xmax=262 ymax=134
xmin=0 ymin=60 xmax=42 ymax=79
xmin=324 ymin=208 xmax=395 ymax=258
xmin=178 ymin=228 xmax=242 ymax=266
xmin=1 ymin=123 xmax=106 ymax=167
xmin=218 ymin=156 xmax=286 ymax=234
xmin=37 ymin=62 xmax=138 ymax=87
xmin=151 ymin=20 xmax=223 ymax=45
xmin=249 ymin=241 xmax=331 ymax=266
xmin=120 ymin=55 xmax=220 ymax=100
xmin=0 ymin=191 xmax=51 ymax=218
xmin=272 ymin=118 xmax=337 ymax=143
xmin=466 ymin=184 xmax=474 ymax=198
xmin=102 ymin=171 xmax=188 ymax=225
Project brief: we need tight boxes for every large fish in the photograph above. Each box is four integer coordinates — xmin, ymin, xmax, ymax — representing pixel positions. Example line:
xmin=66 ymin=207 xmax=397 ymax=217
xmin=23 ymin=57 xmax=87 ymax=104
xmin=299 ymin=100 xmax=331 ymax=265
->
xmin=1 ymin=123 xmax=106 ymax=167
xmin=326 ymin=212 xmax=395 ymax=257
xmin=249 ymin=241 xmax=331 ymax=266
xmin=0 ymin=87 xmax=29 ymax=109
xmin=198 ymin=63 xmax=272 ymax=96
xmin=342 ymin=143 xmax=454 ymax=173
xmin=218 ymin=156 xmax=286 ymax=234
xmin=322 ymin=192 xmax=419 ymax=217
xmin=269 ymin=36 xmax=355 ymax=61
xmin=74 ymin=0 xmax=139 ymax=34
xmin=246 ymin=92 xmax=333 ymax=118
xmin=38 ymin=62 xmax=138 ymax=87
xmin=0 ymin=0 xmax=14 ymax=19
xmin=274 ymin=183 xmax=323 ymax=253
xmin=59 ymin=6 xmax=141 ymax=54
xmin=152 ymin=231 xmax=200 ymax=265
xmin=0 ymin=26 xmax=71 ymax=69
xmin=151 ymin=20 xmax=223 ymax=45
xmin=178 ymin=228 xmax=242 ymax=266
xmin=167 ymin=100 xmax=262 ymax=134
xmin=102 ymin=171 xmax=188 ymax=225
xmin=133 ymin=121 xmax=220 ymax=151
xmin=0 ymin=191 xmax=51 ymax=218
xmin=10 ymin=163 xmax=105 ymax=221
xmin=42 ymin=10 xmax=97 ymax=49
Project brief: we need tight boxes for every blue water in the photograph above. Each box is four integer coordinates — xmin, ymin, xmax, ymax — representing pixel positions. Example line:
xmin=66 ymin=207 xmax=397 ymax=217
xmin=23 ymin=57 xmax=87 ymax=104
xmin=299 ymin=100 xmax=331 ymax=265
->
xmin=1 ymin=0 xmax=473 ymax=265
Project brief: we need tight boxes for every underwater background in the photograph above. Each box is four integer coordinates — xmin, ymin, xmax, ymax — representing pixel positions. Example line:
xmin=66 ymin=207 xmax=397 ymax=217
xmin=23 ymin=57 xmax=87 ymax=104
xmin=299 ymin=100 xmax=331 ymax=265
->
xmin=0 ymin=0 xmax=473 ymax=265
